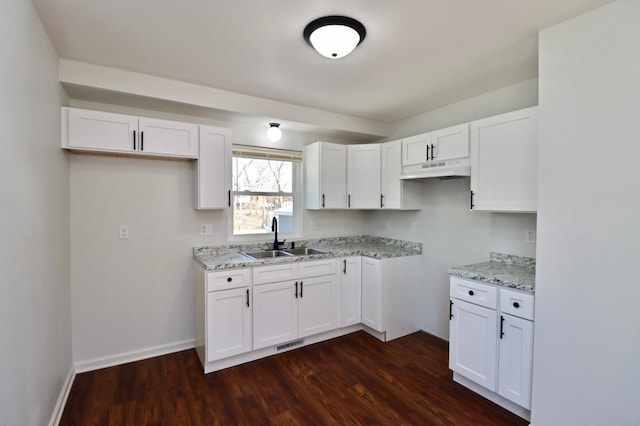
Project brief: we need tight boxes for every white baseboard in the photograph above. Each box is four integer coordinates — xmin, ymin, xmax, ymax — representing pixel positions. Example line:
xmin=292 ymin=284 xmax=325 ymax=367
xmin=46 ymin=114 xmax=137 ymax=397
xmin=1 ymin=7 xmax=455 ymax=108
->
xmin=49 ymin=365 xmax=75 ymax=426
xmin=74 ymin=339 xmax=195 ymax=373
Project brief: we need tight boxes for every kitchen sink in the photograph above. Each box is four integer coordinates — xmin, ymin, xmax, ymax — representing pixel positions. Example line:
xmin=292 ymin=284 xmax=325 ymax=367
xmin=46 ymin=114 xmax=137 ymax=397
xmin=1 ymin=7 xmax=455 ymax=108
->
xmin=240 ymin=247 xmax=328 ymax=259
xmin=240 ymin=250 xmax=294 ymax=259
xmin=281 ymin=247 xmax=328 ymax=256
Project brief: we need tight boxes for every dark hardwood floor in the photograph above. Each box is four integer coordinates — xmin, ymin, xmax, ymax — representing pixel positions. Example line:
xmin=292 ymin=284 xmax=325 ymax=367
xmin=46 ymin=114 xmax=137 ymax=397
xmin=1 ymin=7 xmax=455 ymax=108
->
xmin=61 ymin=331 xmax=527 ymax=425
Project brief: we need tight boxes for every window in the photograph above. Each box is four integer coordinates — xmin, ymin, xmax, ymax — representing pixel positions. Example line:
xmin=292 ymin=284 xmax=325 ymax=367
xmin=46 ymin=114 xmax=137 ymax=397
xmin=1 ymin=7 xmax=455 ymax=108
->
xmin=231 ymin=145 xmax=302 ymax=237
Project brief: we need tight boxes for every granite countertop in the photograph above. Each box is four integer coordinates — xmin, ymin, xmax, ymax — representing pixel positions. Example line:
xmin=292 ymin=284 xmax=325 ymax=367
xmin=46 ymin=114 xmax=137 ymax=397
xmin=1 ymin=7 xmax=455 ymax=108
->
xmin=448 ymin=252 xmax=535 ymax=293
xmin=194 ymin=235 xmax=422 ymax=271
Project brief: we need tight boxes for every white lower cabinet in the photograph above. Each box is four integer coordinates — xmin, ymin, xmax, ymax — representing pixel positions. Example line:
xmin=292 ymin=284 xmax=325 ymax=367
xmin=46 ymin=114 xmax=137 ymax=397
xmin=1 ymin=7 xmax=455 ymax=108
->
xmin=449 ymin=276 xmax=535 ymax=414
xmin=361 ymin=257 xmax=382 ymax=331
xmin=298 ymin=274 xmax=340 ymax=337
xmin=339 ymin=257 xmax=362 ymax=327
xmin=253 ymin=280 xmax=299 ymax=349
xmin=252 ymin=259 xmax=339 ymax=350
xmin=195 ymin=254 xmax=420 ymax=373
xmin=361 ymin=255 xmax=420 ymax=341
xmin=207 ymin=287 xmax=252 ymax=362
xmin=498 ymin=313 xmax=534 ymax=409
xmin=449 ymin=298 xmax=498 ymax=390
xmin=194 ymin=266 xmax=253 ymax=366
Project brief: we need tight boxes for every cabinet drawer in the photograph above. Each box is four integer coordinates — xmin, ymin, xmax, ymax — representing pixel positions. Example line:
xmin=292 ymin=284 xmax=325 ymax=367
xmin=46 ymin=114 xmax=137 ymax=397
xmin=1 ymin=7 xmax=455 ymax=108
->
xmin=298 ymin=259 xmax=338 ymax=278
xmin=253 ymin=263 xmax=298 ymax=285
xmin=500 ymin=288 xmax=534 ymax=320
xmin=207 ymin=268 xmax=251 ymax=292
xmin=450 ymin=276 xmax=497 ymax=309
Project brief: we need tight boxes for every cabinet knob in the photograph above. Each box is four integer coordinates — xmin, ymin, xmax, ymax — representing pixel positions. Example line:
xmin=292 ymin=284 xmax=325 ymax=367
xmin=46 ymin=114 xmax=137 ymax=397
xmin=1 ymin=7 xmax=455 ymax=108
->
xmin=513 ymin=302 xmax=520 ymax=308
xmin=468 ymin=290 xmax=474 ymax=296
xmin=227 ymin=277 xmax=232 ymax=282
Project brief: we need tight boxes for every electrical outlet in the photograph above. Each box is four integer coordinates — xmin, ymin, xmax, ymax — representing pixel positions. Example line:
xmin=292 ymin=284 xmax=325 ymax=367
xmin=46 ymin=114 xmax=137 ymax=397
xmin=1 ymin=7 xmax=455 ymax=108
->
xmin=385 ymin=221 xmax=391 ymax=230
xmin=410 ymin=222 xmax=417 ymax=232
xmin=200 ymin=224 xmax=213 ymax=236
xmin=119 ymin=225 xmax=129 ymax=240
xmin=525 ymin=229 xmax=536 ymax=244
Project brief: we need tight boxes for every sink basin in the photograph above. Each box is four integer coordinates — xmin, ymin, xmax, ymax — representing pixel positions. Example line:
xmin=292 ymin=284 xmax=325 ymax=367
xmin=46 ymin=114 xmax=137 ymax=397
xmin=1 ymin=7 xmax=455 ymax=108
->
xmin=240 ymin=250 xmax=294 ymax=259
xmin=281 ymin=247 xmax=328 ymax=256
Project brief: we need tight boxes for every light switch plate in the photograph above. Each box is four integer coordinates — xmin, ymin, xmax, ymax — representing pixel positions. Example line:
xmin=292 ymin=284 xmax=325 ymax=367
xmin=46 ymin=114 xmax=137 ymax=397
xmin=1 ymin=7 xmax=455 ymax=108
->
xmin=525 ymin=229 xmax=536 ymax=244
xmin=200 ymin=224 xmax=213 ymax=236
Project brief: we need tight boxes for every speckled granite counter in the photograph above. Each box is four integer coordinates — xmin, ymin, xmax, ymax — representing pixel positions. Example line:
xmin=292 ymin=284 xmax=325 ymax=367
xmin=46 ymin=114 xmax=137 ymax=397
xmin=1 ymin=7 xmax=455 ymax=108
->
xmin=194 ymin=236 xmax=422 ymax=271
xmin=448 ymin=252 xmax=535 ymax=293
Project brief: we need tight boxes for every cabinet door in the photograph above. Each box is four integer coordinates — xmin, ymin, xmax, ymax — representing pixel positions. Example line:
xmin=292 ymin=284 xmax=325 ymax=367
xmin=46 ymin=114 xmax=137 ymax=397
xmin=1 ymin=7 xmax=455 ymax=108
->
xmin=449 ymin=298 xmax=498 ymax=391
xmin=206 ymin=287 xmax=252 ymax=362
xmin=381 ymin=140 xmax=402 ymax=209
xmin=470 ymin=106 xmax=538 ymax=212
xmin=431 ymin=123 xmax=469 ymax=162
xmin=252 ymin=281 xmax=298 ymax=349
xmin=498 ymin=314 xmax=534 ymax=409
xmin=138 ymin=117 xmax=199 ymax=158
xmin=196 ymin=125 xmax=232 ymax=209
xmin=402 ymin=132 xmax=431 ymax=166
xmin=361 ymin=257 xmax=383 ymax=331
xmin=320 ymin=143 xmax=347 ymax=209
xmin=340 ymin=257 xmax=362 ymax=327
xmin=347 ymin=144 xmax=381 ymax=209
xmin=298 ymin=275 xmax=339 ymax=338
xmin=67 ymin=108 xmax=137 ymax=152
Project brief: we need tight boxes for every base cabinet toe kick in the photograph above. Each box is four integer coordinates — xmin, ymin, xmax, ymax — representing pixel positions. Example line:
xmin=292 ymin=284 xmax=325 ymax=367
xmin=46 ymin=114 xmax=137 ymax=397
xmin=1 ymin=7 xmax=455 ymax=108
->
xmin=194 ymin=255 xmax=420 ymax=374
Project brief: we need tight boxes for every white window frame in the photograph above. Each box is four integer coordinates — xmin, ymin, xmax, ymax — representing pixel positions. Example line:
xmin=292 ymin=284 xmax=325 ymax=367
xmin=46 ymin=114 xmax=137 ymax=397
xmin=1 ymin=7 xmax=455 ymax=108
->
xmin=227 ymin=145 xmax=302 ymax=243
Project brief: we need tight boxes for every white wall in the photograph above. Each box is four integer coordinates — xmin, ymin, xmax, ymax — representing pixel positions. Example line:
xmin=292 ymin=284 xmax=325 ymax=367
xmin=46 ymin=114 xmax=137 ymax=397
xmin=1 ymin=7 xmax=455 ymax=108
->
xmin=532 ymin=1 xmax=640 ymax=424
xmin=68 ymin=102 xmax=365 ymax=368
xmin=365 ymin=179 xmax=536 ymax=339
xmin=0 ymin=1 xmax=71 ymax=425
xmin=388 ymin=78 xmax=538 ymax=139
xmin=366 ymin=80 xmax=539 ymax=339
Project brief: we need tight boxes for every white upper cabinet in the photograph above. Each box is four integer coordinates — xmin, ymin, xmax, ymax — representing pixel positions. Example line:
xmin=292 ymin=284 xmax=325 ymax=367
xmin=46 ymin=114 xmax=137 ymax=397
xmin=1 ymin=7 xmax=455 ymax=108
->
xmin=401 ymin=123 xmax=469 ymax=166
xmin=66 ymin=108 xmax=138 ymax=152
xmin=63 ymin=107 xmax=198 ymax=159
xmin=305 ymin=142 xmax=347 ymax=209
xmin=430 ymin=123 xmax=469 ymax=162
xmin=347 ymin=144 xmax=381 ymax=209
xmin=402 ymin=132 xmax=432 ymax=166
xmin=196 ymin=125 xmax=232 ymax=210
xmin=381 ymin=140 xmax=421 ymax=210
xmin=470 ymin=106 xmax=538 ymax=212
xmin=137 ymin=117 xmax=198 ymax=157
xmin=305 ymin=140 xmax=420 ymax=211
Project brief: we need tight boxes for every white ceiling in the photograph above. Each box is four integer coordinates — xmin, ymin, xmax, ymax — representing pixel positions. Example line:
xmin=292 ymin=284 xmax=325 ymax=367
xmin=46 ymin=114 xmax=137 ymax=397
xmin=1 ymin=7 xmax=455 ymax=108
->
xmin=32 ymin=0 xmax=611 ymax=125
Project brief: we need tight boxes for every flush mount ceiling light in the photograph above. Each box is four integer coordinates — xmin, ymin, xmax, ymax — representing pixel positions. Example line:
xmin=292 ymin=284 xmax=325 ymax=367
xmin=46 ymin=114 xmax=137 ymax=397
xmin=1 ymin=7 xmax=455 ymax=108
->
xmin=303 ymin=16 xmax=366 ymax=59
xmin=266 ymin=123 xmax=282 ymax=142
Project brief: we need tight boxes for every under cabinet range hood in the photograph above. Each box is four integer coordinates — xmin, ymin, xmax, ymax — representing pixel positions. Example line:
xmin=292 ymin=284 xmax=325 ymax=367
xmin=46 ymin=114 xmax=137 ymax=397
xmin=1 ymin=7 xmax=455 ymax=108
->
xmin=400 ymin=157 xmax=471 ymax=179
xmin=399 ymin=123 xmax=471 ymax=180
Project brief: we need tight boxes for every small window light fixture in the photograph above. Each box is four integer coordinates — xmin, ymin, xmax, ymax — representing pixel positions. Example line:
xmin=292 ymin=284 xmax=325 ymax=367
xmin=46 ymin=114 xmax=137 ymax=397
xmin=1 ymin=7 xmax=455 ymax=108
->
xmin=303 ymin=16 xmax=366 ymax=59
xmin=266 ymin=123 xmax=282 ymax=142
